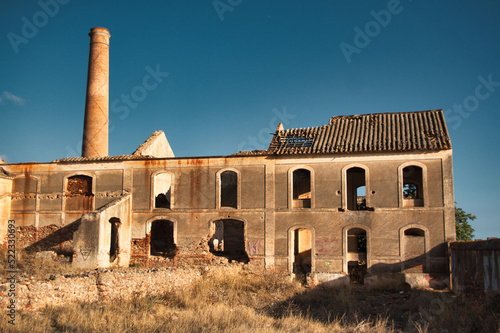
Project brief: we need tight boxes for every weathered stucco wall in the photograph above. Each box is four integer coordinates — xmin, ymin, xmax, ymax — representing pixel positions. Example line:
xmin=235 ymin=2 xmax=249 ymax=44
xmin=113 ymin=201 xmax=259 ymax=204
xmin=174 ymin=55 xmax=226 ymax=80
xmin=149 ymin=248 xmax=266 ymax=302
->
xmin=73 ymin=194 xmax=132 ymax=269
xmin=2 ymin=149 xmax=454 ymax=279
xmin=8 ymin=164 xmax=126 ymax=232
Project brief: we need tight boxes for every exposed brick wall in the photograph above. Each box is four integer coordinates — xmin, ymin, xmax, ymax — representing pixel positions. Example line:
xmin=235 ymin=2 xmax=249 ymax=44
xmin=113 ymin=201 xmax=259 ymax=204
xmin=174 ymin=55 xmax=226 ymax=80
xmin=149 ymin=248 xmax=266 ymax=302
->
xmin=130 ymin=236 xmax=150 ymax=266
xmin=130 ymin=235 xmax=228 ymax=267
xmin=16 ymin=226 xmax=37 ymax=249
xmin=17 ymin=226 xmax=258 ymax=269
xmin=176 ymin=236 xmax=216 ymax=265
xmin=18 ymin=224 xmax=76 ymax=252
xmin=21 ymin=222 xmax=80 ymax=256
xmin=67 ymin=176 xmax=92 ymax=195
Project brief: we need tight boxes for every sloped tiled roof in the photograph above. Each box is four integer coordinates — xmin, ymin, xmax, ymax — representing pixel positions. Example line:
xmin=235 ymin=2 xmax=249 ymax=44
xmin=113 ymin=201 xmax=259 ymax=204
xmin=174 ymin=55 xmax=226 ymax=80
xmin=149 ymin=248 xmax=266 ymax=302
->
xmin=268 ymin=110 xmax=451 ymax=155
xmin=231 ymin=150 xmax=269 ymax=157
xmin=53 ymin=155 xmax=154 ymax=163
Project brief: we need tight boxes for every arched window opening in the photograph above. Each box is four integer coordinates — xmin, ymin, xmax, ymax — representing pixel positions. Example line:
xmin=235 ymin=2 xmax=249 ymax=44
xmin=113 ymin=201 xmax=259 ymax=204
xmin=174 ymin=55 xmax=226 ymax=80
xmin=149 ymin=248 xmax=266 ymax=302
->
xmin=403 ymin=166 xmax=423 ymax=207
xmin=346 ymin=168 xmax=366 ymax=211
xmin=403 ymin=228 xmax=426 ymax=272
xmin=66 ymin=175 xmax=93 ymax=211
xmin=220 ymin=171 xmax=237 ymax=208
xmin=293 ymin=228 xmax=312 ymax=281
xmin=209 ymin=219 xmax=248 ymax=263
xmin=405 ymin=228 xmax=425 ymax=237
xmin=109 ymin=217 xmax=121 ymax=262
xmin=154 ymin=173 xmax=171 ymax=209
xmin=347 ymin=228 xmax=367 ymax=284
xmin=150 ymin=220 xmax=176 ymax=257
xmin=292 ymin=169 xmax=311 ymax=208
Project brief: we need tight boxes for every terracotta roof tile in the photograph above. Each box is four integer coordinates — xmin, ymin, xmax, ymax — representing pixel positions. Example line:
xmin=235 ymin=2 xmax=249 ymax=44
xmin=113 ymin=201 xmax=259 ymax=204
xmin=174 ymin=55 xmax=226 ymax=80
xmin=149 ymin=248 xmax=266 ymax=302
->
xmin=53 ymin=155 xmax=154 ymax=163
xmin=268 ymin=110 xmax=451 ymax=155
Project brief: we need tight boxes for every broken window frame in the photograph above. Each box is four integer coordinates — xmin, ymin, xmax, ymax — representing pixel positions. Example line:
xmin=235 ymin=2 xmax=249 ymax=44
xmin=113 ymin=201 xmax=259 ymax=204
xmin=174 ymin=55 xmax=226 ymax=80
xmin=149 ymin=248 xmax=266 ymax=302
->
xmin=344 ymin=226 xmax=369 ymax=280
xmin=151 ymin=171 xmax=174 ymax=210
xmin=288 ymin=226 xmax=315 ymax=276
xmin=209 ymin=218 xmax=249 ymax=263
xmin=342 ymin=165 xmax=370 ymax=211
xmin=216 ymin=168 xmax=241 ymax=209
xmin=149 ymin=219 xmax=177 ymax=257
xmin=289 ymin=166 xmax=314 ymax=209
xmin=64 ymin=174 xmax=94 ymax=212
xmin=399 ymin=163 xmax=426 ymax=208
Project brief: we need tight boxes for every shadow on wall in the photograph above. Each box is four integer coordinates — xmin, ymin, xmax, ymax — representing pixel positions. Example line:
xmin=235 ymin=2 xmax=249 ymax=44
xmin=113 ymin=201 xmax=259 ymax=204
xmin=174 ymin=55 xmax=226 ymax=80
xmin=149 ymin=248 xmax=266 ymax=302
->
xmin=342 ymin=230 xmax=447 ymax=285
xmin=368 ymin=242 xmax=447 ymax=273
xmin=24 ymin=218 xmax=82 ymax=257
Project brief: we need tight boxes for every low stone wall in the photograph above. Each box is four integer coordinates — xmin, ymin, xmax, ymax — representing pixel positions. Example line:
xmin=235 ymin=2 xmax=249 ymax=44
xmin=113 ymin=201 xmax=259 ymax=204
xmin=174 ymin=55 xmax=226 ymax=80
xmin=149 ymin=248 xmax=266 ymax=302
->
xmin=0 ymin=266 xmax=219 ymax=311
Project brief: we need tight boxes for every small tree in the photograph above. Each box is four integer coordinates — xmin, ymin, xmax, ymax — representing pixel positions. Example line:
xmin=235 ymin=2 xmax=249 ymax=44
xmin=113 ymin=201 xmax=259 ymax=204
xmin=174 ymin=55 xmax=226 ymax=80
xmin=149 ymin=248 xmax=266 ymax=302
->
xmin=455 ymin=206 xmax=476 ymax=240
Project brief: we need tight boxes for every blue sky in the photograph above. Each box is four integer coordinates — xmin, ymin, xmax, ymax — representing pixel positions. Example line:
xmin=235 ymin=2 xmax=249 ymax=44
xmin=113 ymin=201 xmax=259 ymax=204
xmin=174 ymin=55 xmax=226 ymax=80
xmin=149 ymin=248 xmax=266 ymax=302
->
xmin=1 ymin=1 xmax=499 ymax=239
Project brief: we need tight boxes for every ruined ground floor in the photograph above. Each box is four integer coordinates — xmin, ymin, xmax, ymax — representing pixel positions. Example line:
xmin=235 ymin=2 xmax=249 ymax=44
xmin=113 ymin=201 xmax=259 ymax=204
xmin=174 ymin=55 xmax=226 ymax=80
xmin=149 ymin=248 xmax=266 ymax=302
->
xmin=11 ymin=192 xmax=452 ymax=285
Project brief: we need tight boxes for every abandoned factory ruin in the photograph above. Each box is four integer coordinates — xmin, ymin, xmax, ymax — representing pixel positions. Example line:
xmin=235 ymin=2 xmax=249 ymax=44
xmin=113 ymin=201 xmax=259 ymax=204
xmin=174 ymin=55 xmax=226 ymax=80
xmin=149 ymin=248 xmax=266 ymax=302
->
xmin=0 ymin=28 xmax=455 ymax=284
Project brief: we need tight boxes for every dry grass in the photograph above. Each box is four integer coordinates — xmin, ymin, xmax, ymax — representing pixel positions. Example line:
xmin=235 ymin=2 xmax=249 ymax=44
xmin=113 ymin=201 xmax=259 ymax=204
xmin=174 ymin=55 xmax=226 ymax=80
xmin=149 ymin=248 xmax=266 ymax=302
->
xmin=1 ymin=265 xmax=499 ymax=332
xmin=1 ymin=246 xmax=84 ymax=280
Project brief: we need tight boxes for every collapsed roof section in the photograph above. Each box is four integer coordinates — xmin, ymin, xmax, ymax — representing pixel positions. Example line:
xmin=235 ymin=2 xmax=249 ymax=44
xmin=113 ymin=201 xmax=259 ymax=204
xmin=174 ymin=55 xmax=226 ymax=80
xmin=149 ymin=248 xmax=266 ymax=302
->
xmin=267 ymin=109 xmax=452 ymax=155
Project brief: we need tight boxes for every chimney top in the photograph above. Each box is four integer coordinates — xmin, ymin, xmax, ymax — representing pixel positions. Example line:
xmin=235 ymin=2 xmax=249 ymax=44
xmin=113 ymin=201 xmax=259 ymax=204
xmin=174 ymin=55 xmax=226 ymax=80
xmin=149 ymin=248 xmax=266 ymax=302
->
xmin=89 ymin=27 xmax=110 ymax=36
xmin=88 ymin=27 xmax=111 ymax=45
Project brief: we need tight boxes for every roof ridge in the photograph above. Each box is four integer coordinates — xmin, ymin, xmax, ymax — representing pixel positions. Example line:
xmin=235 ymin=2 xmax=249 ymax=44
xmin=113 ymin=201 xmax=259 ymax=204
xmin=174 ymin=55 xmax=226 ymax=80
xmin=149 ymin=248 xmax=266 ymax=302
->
xmin=53 ymin=154 xmax=155 ymax=163
xmin=328 ymin=109 xmax=443 ymax=125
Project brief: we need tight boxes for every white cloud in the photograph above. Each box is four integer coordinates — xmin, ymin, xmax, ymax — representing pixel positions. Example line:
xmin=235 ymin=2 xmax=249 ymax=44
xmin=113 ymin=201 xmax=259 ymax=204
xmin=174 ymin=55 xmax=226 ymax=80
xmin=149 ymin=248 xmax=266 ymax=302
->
xmin=1 ymin=91 xmax=25 ymax=105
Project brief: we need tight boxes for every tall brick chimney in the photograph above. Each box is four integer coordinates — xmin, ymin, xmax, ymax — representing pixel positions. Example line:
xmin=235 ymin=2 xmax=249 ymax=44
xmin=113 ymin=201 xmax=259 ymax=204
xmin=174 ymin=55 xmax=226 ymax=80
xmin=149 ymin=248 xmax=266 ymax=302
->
xmin=82 ymin=27 xmax=110 ymax=158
